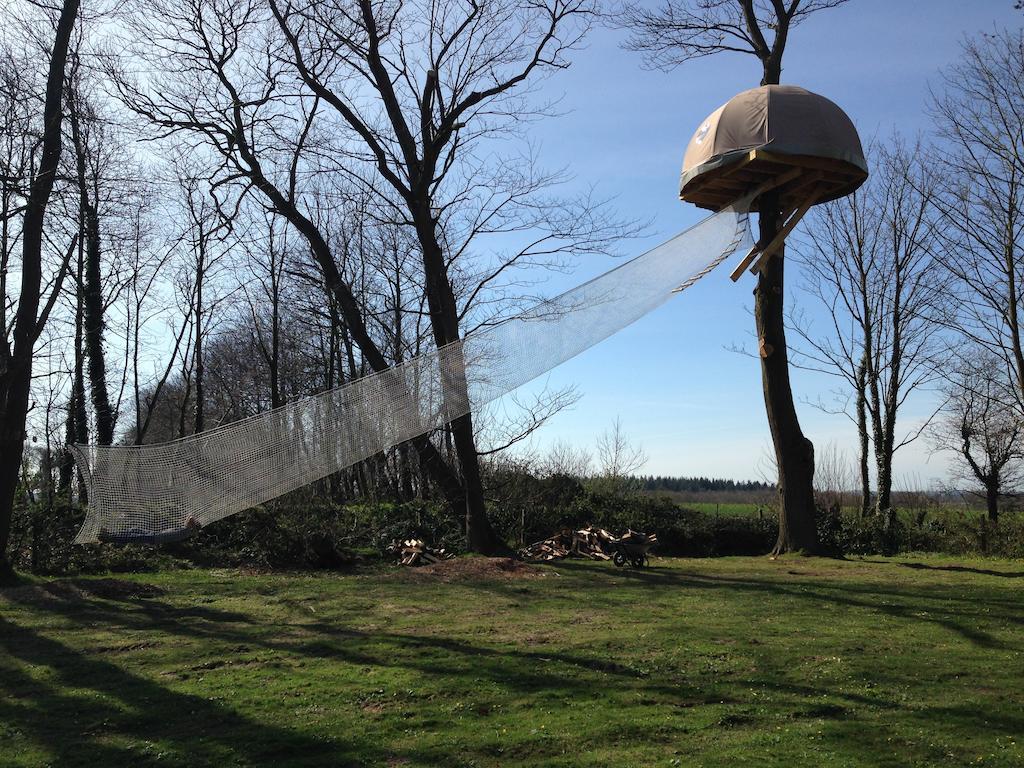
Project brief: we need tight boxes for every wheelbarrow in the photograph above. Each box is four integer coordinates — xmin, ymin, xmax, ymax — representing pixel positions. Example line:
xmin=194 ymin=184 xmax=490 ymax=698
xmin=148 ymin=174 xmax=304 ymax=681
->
xmin=610 ymin=530 xmax=656 ymax=568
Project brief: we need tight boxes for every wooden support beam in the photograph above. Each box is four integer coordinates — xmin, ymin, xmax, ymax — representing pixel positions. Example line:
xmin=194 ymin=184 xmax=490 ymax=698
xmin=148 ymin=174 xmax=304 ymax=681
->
xmin=742 ymin=167 xmax=803 ymax=210
xmin=748 ymin=186 xmax=823 ymax=275
xmin=729 ymin=205 xmax=800 ymax=283
xmin=780 ymin=169 xmax=825 ymax=200
xmin=729 ymin=244 xmax=762 ymax=282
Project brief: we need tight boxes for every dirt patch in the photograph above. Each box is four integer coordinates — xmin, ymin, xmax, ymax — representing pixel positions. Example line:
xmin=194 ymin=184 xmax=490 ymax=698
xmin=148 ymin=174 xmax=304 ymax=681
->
xmin=399 ymin=557 xmax=550 ymax=582
xmin=2 ymin=577 xmax=165 ymax=603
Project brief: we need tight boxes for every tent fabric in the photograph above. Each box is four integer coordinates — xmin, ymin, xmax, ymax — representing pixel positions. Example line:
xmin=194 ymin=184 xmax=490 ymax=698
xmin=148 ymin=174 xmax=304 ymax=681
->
xmin=679 ymin=85 xmax=867 ymax=198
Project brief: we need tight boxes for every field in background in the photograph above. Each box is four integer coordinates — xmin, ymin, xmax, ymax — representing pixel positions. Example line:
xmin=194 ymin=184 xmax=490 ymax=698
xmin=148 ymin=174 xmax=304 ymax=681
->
xmin=648 ymin=491 xmax=1004 ymax=524
xmin=675 ymin=500 xmax=765 ymax=517
xmin=2 ymin=556 xmax=1023 ymax=767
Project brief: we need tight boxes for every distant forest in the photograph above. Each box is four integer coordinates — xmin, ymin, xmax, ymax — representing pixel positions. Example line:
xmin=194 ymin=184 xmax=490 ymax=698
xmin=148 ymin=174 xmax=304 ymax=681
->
xmin=639 ymin=477 xmax=774 ymax=493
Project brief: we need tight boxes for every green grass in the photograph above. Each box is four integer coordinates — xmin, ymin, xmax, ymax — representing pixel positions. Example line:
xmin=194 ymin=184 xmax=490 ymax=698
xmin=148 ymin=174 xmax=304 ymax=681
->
xmin=681 ymin=501 xmax=766 ymax=517
xmin=2 ymin=555 xmax=1023 ymax=767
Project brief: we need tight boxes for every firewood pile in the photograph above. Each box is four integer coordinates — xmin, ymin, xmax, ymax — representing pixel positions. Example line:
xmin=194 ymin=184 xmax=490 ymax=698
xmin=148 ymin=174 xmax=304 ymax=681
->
xmin=389 ymin=538 xmax=456 ymax=567
xmin=520 ymin=525 xmax=630 ymax=562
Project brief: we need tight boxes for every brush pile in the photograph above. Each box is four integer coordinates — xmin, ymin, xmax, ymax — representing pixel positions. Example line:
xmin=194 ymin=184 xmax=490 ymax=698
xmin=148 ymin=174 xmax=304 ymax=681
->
xmin=389 ymin=538 xmax=456 ymax=567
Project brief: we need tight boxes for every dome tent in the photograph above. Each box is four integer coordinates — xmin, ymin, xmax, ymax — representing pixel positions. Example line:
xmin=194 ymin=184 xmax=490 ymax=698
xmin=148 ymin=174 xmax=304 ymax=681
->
xmin=678 ymin=84 xmax=867 ymax=279
xmin=679 ymin=84 xmax=867 ymax=213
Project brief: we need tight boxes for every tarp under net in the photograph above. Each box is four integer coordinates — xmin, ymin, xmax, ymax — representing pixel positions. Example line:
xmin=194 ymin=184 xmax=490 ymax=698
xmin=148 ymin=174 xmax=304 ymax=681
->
xmin=70 ymin=203 xmax=752 ymax=544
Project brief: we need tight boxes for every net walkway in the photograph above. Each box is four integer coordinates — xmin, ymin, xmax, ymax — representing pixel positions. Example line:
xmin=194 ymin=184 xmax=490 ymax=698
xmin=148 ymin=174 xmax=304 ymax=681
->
xmin=70 ymin=204 xmax=752 ymax=544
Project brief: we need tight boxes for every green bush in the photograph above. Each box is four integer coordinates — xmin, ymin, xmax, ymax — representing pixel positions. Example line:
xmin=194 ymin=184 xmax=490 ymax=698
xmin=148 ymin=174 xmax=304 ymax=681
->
xmin=836 ymin=509 xmax=905 ymax=556
xmin=179 ymin=495 xmax=464 ymax=570
xmin=7 ymin=495 xmax=172 ymax=575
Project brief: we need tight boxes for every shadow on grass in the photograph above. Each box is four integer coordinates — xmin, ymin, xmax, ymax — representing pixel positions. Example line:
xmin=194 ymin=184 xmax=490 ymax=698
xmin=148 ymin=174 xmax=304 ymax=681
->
xmin=879 ymin=560 xmax=1024 ymax=579
xmin=554 ymin=561 xmax=1020 ymax=650
xmin=0 ymin=586 xmax=917 ymax=766
xmin=3 ymin=561 xmax=1023 ymax=767
xmin=0 ymin=595 xmax=414 ymax=767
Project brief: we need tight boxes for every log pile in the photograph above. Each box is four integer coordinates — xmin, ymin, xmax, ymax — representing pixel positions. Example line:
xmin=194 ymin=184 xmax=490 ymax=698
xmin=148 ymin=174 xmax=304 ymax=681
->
xmin=389 ymin=538 xmax=456 ymax=567
xmin=519 ymin=525 xmax=617 ymax=562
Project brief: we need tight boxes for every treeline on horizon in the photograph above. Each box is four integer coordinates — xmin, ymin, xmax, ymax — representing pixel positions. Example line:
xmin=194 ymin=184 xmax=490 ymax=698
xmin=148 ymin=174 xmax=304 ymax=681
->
xmin=638 ymin=476 xmax=773 ymax=493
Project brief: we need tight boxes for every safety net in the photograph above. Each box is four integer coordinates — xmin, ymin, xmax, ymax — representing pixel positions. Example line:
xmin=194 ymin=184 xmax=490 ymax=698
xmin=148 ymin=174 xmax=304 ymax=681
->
xmin=70 ymin=203 xmax=752 ymax=544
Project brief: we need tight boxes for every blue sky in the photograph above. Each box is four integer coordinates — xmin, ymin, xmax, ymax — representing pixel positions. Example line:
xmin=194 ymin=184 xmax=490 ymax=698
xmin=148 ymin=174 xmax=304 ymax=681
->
xmin=495 ymin=0 xmax=1023 ymax=484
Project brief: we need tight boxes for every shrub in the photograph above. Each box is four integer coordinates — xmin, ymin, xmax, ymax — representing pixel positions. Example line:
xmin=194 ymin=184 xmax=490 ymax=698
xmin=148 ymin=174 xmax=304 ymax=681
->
xmin=837 ymin=510 xmax=905 ymax=556
xmin=8 ymin=495 xmax=172 ymax=575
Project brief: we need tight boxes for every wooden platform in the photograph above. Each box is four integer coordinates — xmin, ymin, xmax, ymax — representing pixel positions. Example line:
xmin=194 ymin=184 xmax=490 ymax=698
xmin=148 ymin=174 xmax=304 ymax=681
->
xmin=680 ymin=149 xmax=867 ymax=212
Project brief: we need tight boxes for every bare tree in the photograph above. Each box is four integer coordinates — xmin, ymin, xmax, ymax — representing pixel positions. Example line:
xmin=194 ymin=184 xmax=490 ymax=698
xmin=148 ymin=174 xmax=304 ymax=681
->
xmin=931 ymin=29 xmax=1024 ymax=415
xmin=616 ymin=0 xmax=850 ymax=554
xmin=243 ymin=209 xmax=289 ymax=410
xmin=793 ymin=139 xmax=947 ymax=516
xmin=617 ymin=0 xmax=848 ymax=82
xmin=62 ymin=220 xmax=89 ymax=496
xmin=122 ymin=187 xmax=183 ymax=444
xmin=932 ymin=354 xmax=1024 ymax=522
xmin=0 ymin=0 xmax=79 ymax=581
xmin=596 ymin=417 xmax=648 ymax=483
xmin=813 ymin=440 xmax=852 ymax=513
xmin=269 ymin=0 xmax=633 ymax=553
xmin=543 ymin=439 xmax=593 ymax=478
xmin=175 ymin=170 xmax=235 ymax=435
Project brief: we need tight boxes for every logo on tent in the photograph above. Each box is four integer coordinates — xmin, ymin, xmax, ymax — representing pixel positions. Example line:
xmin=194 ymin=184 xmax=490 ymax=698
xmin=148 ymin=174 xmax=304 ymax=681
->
xmin=695 ymin=120 xmax=711 ymax=144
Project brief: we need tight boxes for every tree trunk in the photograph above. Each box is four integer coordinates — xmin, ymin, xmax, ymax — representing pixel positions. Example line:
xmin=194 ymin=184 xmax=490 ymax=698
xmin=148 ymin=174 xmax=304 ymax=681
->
xmin=756 ymin=194 xmax=820 ymax=555
xmin=412 ymin=204 xmax=509 ymax=556
xmin=71 ymin=270 xmax=89 ymax=500
xmin=876 ymin=270 xmax=905 ymax=514
xmin=59 ymin=263 xmax=87 ymax=496
xmin=0 ymin=0 xmax=79 ymax=582
xmin=82 ymin=197 xmax=113 ymax=444
xmin=985 ymin=482 xmax=999 ymax=523
xmin=451 ymin=413 xmax=500 ymax=552
xmin=856 ymin=359 xmax=871 ymax=517
xmin=58 ymin=397 xmax=75 ymax=493
xmin=194 ymin=243 xmax=205 ymax=434
xmin=399 ymin=442 xmax=416 ymax=500
xmin=269 ymin=282 xmax=282 ymax=409
xmin=68 ymin=89 xmax=114 ymax=445
xmin=875 ymin=435 xmax=893 ymax=514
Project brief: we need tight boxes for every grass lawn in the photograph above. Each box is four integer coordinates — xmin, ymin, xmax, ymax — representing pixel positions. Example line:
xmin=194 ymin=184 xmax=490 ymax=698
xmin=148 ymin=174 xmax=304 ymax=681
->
xmin=1 ymin=555 xmax=1022 ymax=767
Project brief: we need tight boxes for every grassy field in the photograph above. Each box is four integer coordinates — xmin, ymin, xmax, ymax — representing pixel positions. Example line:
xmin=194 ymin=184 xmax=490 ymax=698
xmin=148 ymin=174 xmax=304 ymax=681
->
xmin=2 ymin=555 xmax=1023 ymax=767
xmin=664 ymin=497 xmax=994 ymax=524
xmin=680 ymin=501 xmax=766 ymax=517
